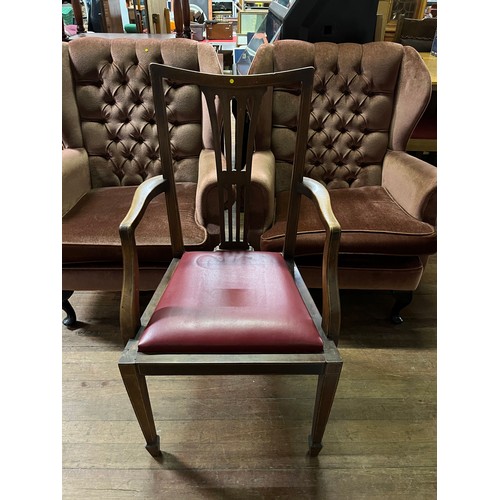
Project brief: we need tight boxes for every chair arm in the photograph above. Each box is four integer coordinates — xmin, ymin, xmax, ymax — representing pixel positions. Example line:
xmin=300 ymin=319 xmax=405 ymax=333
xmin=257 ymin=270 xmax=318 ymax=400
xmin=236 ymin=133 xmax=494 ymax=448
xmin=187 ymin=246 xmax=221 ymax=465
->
xmin=250 ymin=150 xmax=276 ymax=232
xmin=195 ymin=149 xmax=219 ymax=226
xmin=382 ymin=150 xmax=437 ymax=226
xmin=300 ymin=177 xmax=341 ymax=344
xmin=119 ymin=175 xmax=169 ymax=344
xmin=62 ymin=147 xmax=90 ymax=217
xmin=196 ymin=149 xmax=276 ymax=232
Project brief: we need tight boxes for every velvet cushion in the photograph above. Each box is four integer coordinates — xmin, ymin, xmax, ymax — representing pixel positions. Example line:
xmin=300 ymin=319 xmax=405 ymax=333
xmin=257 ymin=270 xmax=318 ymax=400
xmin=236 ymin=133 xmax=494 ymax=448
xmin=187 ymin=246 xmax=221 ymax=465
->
xmin=261 ymin=186 xmax=436 ymax=256
xmin=296 ymin=254 xmax=424 ymax=291
xmin=138 ymin=251 xmax=324 ymax=354
xmin=62 ymin=184 xmax=207 ymax=264
xmin=66 ymin=37 xmax=220 ymax=188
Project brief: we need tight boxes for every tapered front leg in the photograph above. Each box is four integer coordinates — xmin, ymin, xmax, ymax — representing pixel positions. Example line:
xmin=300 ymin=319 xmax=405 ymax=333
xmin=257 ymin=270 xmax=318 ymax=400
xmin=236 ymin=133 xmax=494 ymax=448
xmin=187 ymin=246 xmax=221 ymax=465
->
xmin=309 ymin=362 xmax=342 ymax=457
xmin=119 ymin=363 xmax=161 ymax=457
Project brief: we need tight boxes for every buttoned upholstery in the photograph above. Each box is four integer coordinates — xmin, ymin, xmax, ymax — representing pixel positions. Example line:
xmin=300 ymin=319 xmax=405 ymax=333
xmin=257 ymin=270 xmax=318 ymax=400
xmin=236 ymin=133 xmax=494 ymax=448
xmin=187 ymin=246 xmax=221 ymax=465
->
xmin=249 ymin=40 xmax=437 ymax=324
xmin=64 ymin=38 xmax=209 ymax=187
xmin=62 ymin=37 xmax=222 ymax=324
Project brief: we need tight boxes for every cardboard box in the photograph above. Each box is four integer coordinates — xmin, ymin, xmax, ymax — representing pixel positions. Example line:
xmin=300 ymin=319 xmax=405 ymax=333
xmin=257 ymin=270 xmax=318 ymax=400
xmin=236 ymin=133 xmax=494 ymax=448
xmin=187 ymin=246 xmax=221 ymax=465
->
xmin=206 ymin=22 xmax=233 ymax=40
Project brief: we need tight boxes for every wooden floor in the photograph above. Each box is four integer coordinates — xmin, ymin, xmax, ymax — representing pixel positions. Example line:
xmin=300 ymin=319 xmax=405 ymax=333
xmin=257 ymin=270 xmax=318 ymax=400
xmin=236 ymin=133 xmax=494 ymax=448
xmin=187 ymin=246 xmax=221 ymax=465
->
xmin=62 ymin=256 xmax=436 ymax=499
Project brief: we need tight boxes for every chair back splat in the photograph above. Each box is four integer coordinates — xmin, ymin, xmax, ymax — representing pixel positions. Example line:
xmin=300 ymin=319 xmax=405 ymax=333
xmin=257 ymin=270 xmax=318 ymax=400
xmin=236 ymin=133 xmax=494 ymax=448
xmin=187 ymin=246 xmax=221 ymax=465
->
xmin=118 ymin=64 xmax=343 ymax=458
xmin=151 ymin=64 xmax=314 ymax=253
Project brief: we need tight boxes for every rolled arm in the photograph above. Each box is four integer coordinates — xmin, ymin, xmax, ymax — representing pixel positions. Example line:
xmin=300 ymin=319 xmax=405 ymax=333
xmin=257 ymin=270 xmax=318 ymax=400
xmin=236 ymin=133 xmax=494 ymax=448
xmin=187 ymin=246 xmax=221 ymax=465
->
xmin=249 ymin=150 xmax=276 ymax=233
xmin=382 ymin=150 xmax=437 ymax=226
xmin=196 ymin=149 xmax=276 ymax=236
xmin=195 ymin=149 xmax=219 ymax=226
xmin=300 ymin=177 xmax=341 ymax=344
xmin=119 ymin=175 xmax=169 ymax=344
xmin=62 ymin=147 xmax=90 ymax=216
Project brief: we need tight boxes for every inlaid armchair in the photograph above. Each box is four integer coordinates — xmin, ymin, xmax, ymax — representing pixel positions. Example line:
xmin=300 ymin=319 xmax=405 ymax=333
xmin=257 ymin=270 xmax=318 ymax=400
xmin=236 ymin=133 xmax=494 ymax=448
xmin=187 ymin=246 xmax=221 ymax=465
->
xmin=118 ymin=64 xmax=343 ymax=457
xmin=62 ymin=37 xmax=222 ymax=325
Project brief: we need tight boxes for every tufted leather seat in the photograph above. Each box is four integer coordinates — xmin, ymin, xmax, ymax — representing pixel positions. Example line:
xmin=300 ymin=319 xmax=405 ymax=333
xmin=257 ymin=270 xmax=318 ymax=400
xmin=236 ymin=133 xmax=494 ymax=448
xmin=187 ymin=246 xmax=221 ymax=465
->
xmin=248 ymin=40 xmax=437 ymax=325
xmin=62 ymin=37 xmax=222 ymax=325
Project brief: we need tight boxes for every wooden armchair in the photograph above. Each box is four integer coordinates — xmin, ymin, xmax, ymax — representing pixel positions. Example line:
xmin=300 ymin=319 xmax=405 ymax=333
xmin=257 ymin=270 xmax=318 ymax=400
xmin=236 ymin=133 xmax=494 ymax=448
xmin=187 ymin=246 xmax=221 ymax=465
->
xmin=248 ymin=40 xmax=437 ymax=329
xmin=62 ymin=37 xmax=222 ymax=326
xmin=118 ymin=64 xmax=343 ymax=457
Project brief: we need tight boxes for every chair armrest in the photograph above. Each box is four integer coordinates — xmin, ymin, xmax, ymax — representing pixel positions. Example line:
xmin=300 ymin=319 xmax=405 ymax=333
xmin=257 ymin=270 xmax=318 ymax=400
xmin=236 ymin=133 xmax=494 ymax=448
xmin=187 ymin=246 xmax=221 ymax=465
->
xmin=382 ymin=150 xmax=437 ymax=226
xmin=250 ymin=151 xmax=276 ymax=232
xmin=196 ymin=149 xmax=276 ymax=234
xmin=300 ymin=177 xmax=341 ymax=344
xmin=62 ymin=147 xmax=90 ymax=216
xmin=119 ymin=175 xmax=169 ymax=344
xmin=119 ymin=175 xmax=168 ymax=234
xmin=195 ymin=149 xmax=219 ymax=226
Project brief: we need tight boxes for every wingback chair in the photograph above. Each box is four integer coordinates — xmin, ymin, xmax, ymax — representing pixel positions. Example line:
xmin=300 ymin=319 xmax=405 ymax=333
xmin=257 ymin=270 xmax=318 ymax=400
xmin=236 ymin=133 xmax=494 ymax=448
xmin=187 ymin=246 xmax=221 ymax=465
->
xmin=248 ymin=40 xmax=437 ymax=325
xmin=62 ymin=37 xmax=222 ymax=325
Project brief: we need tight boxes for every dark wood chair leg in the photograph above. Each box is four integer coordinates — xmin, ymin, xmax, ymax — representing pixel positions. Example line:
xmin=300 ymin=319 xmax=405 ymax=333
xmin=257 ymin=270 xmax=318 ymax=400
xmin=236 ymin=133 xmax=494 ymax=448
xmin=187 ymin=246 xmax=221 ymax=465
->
xmin=181 ymin=0 xmax=192 ymax=38
xmin=62 ymin=18 xmax=71 ymax=42
xmin=62 ymin=290 xmax=77 ymax=326
xmin=172 ymin=0 xmax=184 ymax=37
xmin=308 ymin=363 xmax=342 ymax=457
xmin=119 ymin=363 xmax=161 ymax=457
xmin=71 ymin=0 xmax=86 ymax=34
xmin=390 ymin=290 xmax=414 ymax=324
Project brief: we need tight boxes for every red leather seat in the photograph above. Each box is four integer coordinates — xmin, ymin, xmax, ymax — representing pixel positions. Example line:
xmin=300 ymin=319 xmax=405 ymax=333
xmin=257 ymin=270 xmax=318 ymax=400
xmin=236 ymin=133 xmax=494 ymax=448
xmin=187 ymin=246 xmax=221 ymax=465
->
xmin=138 ymin=252 xmax=324 ymax=354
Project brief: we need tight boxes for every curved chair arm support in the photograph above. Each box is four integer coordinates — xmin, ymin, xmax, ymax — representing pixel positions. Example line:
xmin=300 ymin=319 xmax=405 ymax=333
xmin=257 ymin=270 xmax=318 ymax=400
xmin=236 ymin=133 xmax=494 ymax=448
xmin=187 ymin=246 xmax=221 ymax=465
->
xmin=300 ymin=177 xmax=342 ymax=344
xmin=119 ymin=175 xmax=169 ymax=344
xmin=382 ymin=150 xmax=437 ymax=226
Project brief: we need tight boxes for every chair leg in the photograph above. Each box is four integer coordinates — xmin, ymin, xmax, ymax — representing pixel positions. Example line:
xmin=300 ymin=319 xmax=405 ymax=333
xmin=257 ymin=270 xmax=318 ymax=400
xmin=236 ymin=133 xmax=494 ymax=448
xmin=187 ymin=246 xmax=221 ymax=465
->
xmin=308 ymin=363 xmax=342 ymax=457
xmin=119 ymin=363 xmax=161 ymax=457
xmin=62 ymin=290 xmax=76 ymax=326
xmin=390 ymin=290 xmax=413 ymax=324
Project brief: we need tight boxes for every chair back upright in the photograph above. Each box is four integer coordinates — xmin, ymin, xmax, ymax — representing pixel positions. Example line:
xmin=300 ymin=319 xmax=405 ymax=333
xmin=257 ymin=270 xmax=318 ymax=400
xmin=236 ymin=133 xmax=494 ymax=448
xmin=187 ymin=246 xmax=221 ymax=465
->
xmin=150 ymin=64 xmax=315 ymax=257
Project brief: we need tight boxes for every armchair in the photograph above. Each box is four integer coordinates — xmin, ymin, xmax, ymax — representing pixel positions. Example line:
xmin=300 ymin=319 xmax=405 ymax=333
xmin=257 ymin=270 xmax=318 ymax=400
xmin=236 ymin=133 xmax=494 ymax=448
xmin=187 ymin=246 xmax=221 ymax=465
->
xmin=248 ymin=40 xmax=437 ymax=329
xmin=118 ymin=64 xmax=343 ymax=457
xmin=62 ymin=37 xmax=222 ymax=325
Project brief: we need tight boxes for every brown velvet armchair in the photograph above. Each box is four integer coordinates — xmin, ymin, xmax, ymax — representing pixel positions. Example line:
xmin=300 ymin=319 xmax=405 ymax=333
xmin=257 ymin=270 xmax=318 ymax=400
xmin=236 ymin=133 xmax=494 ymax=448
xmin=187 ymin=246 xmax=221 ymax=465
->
xmin=62 ymin=37 xmax=222 ymax=325
xmin=247 ymin=40 xmax=437 ymax=326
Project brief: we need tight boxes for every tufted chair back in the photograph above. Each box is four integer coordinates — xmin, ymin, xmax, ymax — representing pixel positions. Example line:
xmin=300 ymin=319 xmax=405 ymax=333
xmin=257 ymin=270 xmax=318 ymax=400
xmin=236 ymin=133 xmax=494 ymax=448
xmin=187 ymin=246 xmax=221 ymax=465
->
xmin=250 ymin=40 xmax=431 ymax=193
xmin=62 ymin=37 xmax=221 ymax=189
